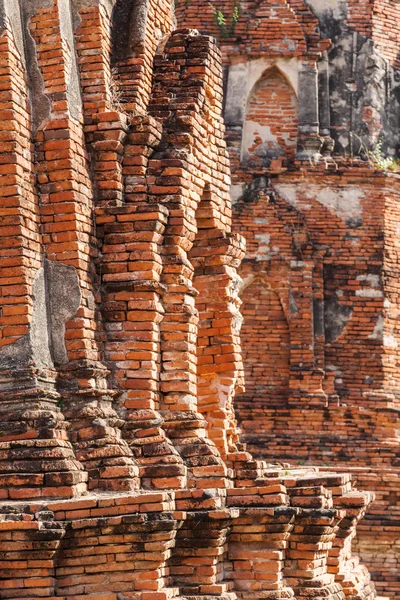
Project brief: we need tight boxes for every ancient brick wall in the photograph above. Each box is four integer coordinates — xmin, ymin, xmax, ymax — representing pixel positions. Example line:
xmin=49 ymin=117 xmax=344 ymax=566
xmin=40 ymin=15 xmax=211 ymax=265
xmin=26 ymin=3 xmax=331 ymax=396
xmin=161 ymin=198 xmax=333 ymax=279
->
xmin=0 ymin=0 xmax=379 ymax=599
xmin=347 ymin=0 xmax=400 ymax=69
xmin=175 ymin=0 xmax=400 ymax=597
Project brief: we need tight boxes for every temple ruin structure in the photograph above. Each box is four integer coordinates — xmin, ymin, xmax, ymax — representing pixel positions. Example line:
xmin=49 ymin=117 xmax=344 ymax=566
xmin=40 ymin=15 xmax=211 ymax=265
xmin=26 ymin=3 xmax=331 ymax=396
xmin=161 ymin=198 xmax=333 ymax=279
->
xmin=175 ymin=0 xmax=400 ymax=597
xmin=0 ymin=0 xmax=383 ymax=599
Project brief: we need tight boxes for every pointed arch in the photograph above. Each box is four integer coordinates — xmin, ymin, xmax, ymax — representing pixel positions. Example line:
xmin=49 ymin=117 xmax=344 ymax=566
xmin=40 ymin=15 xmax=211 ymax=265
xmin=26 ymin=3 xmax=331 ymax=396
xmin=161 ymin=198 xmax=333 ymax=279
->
xmin=236 ymin=276 xmax=290 ymax=439
xmin=241 ymin=65 xmax=298 ymax=166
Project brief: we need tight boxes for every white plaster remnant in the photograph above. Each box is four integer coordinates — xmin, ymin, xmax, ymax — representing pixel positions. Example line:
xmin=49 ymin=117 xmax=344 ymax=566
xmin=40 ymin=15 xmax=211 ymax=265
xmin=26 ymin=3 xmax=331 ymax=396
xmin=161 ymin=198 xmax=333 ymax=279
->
xmin=356 ymin=274 xmax=380 ymax=287
xmin=355 ymin=289 xmax=383 ymax=298
xmin=239 ymin=274 xmax=256 ymax=294
xmin=303 ymin=0 xmax=346 ymax=20
xmin=368 ymin=314 xmax=384 ymax=341
xmin=338 ymin=134 xmax=350 ymax=149
xmin=254 ymin=233 xmax=271 ymax=261
xmin=290 ymin=260 xmax=305 ymax=268
xmin=384 ymin=334 xmax=398 ymax=349
xmin=274 ymin=183 xmax=365 ymax=221
xmin=326 ymin=364 xmax=340 ymax=371
xmin=225 ymin=63 xmax=248 ymax=124
xmin=242 ymin=121 xmax=278 ymax=162
xmin=230 ymin=184 xmax=245 ymax=204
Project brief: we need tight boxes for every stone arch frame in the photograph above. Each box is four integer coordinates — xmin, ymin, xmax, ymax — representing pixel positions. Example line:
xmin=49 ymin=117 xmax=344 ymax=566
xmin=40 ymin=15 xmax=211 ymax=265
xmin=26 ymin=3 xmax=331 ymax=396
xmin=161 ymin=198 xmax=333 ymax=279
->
xmin=240 ymin=64 xmax=299 ymax=167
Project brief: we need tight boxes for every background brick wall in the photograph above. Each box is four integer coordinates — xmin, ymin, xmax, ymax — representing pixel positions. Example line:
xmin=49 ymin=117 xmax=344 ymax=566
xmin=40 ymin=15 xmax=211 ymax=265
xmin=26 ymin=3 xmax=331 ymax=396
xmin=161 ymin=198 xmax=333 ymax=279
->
xmin=176 ymin=0 xmax=400 ymax=596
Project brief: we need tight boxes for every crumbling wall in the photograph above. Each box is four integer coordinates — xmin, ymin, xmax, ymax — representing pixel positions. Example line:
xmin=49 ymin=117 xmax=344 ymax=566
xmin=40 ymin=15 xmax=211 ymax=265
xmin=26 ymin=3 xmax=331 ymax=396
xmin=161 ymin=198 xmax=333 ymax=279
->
xmin=175 ymin=0 xmax=400 ymax=596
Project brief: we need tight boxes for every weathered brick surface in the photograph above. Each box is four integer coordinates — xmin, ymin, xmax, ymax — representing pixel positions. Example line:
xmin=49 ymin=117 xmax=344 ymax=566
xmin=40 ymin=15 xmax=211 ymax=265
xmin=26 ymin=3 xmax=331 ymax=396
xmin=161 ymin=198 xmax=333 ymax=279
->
xmin=0 ymin=0 xmax=380 ymax=599
xmin=175 ymin=0 xmax=400 ymax=597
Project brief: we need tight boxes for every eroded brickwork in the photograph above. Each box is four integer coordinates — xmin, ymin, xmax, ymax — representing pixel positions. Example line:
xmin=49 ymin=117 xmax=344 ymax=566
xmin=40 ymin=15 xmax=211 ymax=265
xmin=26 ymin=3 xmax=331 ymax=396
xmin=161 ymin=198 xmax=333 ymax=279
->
xmin=0 ymin=0 xmax=378 ymax=599
xmin=175 ymin=0 xmax=400 ymax=597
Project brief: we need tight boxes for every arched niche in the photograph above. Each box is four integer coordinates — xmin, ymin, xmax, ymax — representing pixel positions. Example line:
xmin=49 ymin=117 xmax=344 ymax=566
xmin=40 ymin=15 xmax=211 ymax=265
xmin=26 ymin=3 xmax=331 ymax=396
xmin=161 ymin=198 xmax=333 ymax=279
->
xmin=241 ymin=66 xmax=298 ymax=167
xmin=236 ymin=278 xmax=290 ymax=428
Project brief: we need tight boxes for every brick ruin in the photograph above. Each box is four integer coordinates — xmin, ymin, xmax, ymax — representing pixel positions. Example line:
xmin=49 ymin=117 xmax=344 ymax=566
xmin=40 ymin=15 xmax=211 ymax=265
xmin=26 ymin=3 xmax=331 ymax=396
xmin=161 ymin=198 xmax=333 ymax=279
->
xmin=0 ymin=0 xmax=385 ymax=599
xmin=174 ymin=0 xmax=400 ymax=597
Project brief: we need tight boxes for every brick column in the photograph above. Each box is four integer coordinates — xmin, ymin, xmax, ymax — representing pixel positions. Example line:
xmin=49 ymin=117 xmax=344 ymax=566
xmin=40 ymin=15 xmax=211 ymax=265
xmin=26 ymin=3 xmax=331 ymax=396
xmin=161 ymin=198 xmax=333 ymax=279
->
xmin=288 ymin=260 xmax=326 ymax=406
xmin=296 ymin=60 xmax=323 ymax=160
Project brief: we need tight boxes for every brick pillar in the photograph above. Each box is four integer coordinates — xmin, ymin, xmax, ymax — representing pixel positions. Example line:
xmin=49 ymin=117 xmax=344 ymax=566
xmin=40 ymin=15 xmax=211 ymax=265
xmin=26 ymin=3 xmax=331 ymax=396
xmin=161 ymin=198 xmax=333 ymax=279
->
xmin=0 ymin=0 xmax=88 ymax=500
xmin=28 ymin=0 xmax=139 ymax=493
xmin=147 ymin=32 xmax=234 ymax=488
xmin=288 ymin=261 xmax=327 ymax=406
xmin=296 ymin=60 xmax=323 ymax=160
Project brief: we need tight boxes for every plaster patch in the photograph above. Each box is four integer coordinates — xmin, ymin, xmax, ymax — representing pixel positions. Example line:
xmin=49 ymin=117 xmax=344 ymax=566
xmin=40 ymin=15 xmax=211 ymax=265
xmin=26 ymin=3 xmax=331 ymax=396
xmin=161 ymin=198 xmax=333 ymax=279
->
xmin=384 ymin=334 xmax=398 ymax=349
xmin=0 ymin=266 xmax=51 ymax=370
xmin=303 ymin=0 xmax=346 ymax=20
xmin=324 ymin=294 xmax=353 ymax=343
xmin=368 ymin=315 xmax=384 ymax=341
xmin=19 ymin=0 xmax=53 ymax=131
xmin=355 ymin=289 xmax=383 ymax=298
xmin=289 ymin=290 xmax=298 ymax=315
xmin=225 ymin=64 xmax=248 ymax=125
xmin=0 ymin=260 xmax=81 ymax=369
xmin=58 ymin=0 xmax=82 ymax=121
xmin=242 ymin=121 xmax=278 ymax=161
xmin=357 ymin=274 xmax=380 ymax=287
xmin=254 ymin=233 xmax=271 ymax=261
xmin=274 ymin=183 xmax=365 ymax=221
xmin=45 ymin=259 xmax=82 ymax=365
xmin=230 ymin=184 xmax=245 ymax=204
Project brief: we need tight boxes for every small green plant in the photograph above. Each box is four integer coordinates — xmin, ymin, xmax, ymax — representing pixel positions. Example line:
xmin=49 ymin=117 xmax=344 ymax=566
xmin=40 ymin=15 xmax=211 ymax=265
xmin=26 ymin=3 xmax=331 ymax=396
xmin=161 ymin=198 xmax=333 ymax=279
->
xmin=366 ymin=139 xmax=400 ymax=172
xmin=350 ymin=133 xmax=400 ymax=172
xmin=210 ymin=0 xmax=240 ymax=38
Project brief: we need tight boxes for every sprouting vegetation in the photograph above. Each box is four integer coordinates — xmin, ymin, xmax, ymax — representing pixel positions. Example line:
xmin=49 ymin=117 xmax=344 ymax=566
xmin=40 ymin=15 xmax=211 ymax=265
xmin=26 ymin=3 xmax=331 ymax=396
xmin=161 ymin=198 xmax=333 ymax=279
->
xmin=366 ymin=139 xmax=400 ymax=172
xmin=350 ymin=133 xmax=400 ymax=172
xmin=210 ymin=0 xmax=240 ymax=38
